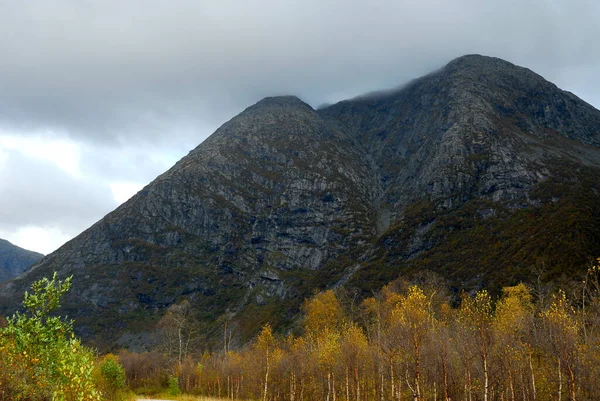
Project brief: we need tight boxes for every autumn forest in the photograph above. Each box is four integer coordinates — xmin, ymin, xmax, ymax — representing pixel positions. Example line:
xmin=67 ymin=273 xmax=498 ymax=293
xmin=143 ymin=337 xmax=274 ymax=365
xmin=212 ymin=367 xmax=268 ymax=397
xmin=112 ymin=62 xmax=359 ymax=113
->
xmin=2 ymin=259 xmax=600 ymax=401
xmin=123 ymin=259 xmax=600 ymax=401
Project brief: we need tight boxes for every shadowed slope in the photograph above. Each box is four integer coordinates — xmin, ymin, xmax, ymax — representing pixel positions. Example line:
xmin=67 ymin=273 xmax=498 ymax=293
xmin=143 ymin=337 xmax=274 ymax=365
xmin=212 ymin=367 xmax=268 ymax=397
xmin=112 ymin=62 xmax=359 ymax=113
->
xmin=0 ymin=239 xmax=43 ymax=282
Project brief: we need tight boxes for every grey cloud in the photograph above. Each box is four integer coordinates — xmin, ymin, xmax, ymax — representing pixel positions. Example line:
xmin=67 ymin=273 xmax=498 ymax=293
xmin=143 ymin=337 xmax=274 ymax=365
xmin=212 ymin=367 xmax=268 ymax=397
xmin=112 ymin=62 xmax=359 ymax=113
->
xmin=0 ymin=0 xmax=599 ymax=145
xmin=79 ymin=141 xmax=200 ymax=183
xmin=0 ymin=152 xmax=117 ymax=234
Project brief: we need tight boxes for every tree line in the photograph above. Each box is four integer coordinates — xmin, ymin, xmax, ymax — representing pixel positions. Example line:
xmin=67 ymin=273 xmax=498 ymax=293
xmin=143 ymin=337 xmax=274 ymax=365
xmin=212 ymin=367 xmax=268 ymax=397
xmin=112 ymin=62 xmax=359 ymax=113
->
xmin=146 ymin=259 xmax=600 ymax=401
xmin=2 ymin=259 xmax=600 ymax=400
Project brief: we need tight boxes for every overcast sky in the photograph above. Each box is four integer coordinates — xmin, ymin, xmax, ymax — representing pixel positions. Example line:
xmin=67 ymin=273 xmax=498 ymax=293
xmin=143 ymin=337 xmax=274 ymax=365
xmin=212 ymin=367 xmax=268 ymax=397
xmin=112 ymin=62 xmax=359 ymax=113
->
xmin=1 ymin=0 xmax=599 ymax=254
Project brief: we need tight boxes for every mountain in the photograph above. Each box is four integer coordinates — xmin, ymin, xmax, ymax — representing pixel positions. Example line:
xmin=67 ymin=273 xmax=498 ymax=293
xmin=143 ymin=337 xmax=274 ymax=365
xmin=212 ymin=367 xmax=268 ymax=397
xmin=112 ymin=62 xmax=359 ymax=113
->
xmin=0 ymin=239 xmax=43 ymax=283
xmin=1 ymin=55 xmax=599 ymax=350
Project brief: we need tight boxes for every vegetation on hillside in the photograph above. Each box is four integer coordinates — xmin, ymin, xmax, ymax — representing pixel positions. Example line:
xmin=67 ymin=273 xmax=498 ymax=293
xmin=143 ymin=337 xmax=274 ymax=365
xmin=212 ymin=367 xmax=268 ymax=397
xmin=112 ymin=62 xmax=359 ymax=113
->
xmin=351 ymin=168 xmax=600 ymax=297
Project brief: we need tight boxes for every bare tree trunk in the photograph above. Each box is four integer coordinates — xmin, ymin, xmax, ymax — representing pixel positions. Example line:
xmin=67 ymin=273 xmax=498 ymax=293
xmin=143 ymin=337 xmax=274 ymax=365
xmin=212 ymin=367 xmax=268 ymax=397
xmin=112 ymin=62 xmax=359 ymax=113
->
xmin=406 ymin=368 xmax=418 ymax=401
xmin=467 ymin=363 xmax=473 ymax=401
xmin=381 ymin=371 xmax=385 ymax=401
xmin=291 ymin=370 xmax=296 ymax=401
xmin=529 ymin=349 xmax=537 ymax=401
xmin=224 ymin=322 xmax=228 ymax=354
xmin=327 ymin=371 xmax=332 ymax=401
xmin=399 ymin=372 xmax=403 ymax=401
xmin=558 ymin=359 xmax=562 ymax=401
xmin=415 ymin=365 xmax=421 ymax=401
xmin=568 ymin=365 xmax=576 ymax=401
xmin=184 ymin=331 xmax=191 ymax=365
xmin=509 ymin=369 xmax=515 ymax=401
xmin=482 ymin=349 xmax=489 ymax=401
xmin=333 ymin=373 xmax=337 ymax=401
xmin=464 ymin=371 xmax=468 ymax=401
xmin=263 ymin=347 xmax=270 ymax=401
xmin=390 ymin=358 xmax=395 ymax=401
xmin=442 ymin=359 xmax=449 ymax=401
xmin=178 ymin=325 xmax=183 ymax=365
xmin=355 ymin=363 xmax=360 ymax=401
xmin=520 ymin=370 xmax=527 ymax=401
xmin=414 ymin=338 xmax=421 ymax=401
xmin=346 ymin=367 xmax=350 ymax=401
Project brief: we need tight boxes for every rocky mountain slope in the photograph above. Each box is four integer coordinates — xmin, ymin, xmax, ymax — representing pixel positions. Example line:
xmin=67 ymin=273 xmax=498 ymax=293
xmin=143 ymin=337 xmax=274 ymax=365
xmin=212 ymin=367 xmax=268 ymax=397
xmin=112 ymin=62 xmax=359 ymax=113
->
xmin=0 ymin=239 xmax=43 ymax=282
xmin=1 ymin=55 xmax=599 ymax=350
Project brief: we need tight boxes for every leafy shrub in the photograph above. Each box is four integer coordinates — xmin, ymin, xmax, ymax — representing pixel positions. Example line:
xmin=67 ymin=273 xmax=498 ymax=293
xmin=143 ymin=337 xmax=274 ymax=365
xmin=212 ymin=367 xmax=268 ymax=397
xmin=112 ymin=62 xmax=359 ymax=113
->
xmin=168 ymin=375 xmax=181 ymax=396
xmin=94 ymin=354 xmax=127 ymax=400
xmin=0 ymin=272 xmax=100 ymax=400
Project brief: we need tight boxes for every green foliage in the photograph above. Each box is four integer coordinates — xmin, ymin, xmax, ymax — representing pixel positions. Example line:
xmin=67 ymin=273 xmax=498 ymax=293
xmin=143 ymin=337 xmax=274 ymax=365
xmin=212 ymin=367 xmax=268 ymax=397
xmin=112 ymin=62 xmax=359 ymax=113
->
xmin=94 ymin=354 xmax=127 ymax=400
xmin=0 ymin=272 xmax=100 ymax=400
xmin=100 ymin=356 xmax=126 ymax=389
xmin=167 ymin=375 xmax=181 ymax=396
xmin=23 ymin=272 xmax=72 ymax=319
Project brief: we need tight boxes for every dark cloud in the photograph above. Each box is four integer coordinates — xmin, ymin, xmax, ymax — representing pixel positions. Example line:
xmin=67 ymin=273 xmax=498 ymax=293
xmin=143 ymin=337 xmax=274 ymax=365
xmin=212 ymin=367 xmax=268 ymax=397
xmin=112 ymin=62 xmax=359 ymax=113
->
xmin=0 ymin=0 xmax=598 ymax=144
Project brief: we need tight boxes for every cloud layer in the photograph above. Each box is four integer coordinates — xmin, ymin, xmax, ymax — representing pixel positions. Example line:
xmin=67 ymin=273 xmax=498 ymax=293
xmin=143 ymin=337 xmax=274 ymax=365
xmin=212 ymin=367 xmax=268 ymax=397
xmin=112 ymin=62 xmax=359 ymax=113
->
xmin=0 ymin=0 xmax=599 ymax=253
xmin=1 ymin=0 xmax=599 ymax=143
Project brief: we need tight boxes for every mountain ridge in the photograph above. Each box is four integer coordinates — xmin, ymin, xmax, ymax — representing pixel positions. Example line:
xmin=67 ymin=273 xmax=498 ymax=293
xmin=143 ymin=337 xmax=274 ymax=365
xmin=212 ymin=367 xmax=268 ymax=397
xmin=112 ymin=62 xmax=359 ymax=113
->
xmin=0 ymin=239 xmax=43 ymax=283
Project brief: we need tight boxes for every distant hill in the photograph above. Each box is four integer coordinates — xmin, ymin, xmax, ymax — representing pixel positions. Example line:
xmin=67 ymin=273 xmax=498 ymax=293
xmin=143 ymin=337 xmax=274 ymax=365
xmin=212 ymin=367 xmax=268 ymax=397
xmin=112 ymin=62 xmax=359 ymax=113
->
xmin=0 ymin=239 xmax=43 ymax=282
xmin=1 ymin=54 xmax=599 ymax=350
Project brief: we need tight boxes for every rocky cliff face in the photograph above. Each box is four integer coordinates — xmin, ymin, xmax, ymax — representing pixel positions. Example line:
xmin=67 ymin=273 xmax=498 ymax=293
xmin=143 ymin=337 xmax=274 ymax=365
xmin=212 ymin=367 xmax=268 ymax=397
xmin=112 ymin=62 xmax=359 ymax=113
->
xmin=0 ymin=239 xmax=43 ymax=282
xmin=1 ymin=55 xmax=599 ymax=349
xmin=321 ymin=55 xmax=600 ymax=213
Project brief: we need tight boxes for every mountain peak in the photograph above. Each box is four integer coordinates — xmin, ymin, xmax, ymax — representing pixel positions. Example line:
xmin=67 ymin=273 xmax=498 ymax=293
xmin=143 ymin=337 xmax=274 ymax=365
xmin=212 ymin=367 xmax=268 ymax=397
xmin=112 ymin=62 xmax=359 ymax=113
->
xmin=444 ymin=54 xmax=525 ymax=71
xmin=2 ymin=55 xmax=600 ymax=351
xmin=252 ymin=95 xmax=313 ymax=111
xmin=441 ymin=53 xmax=544 ymax=85
xmin=447 ymin=53 xmax=506 ymax=65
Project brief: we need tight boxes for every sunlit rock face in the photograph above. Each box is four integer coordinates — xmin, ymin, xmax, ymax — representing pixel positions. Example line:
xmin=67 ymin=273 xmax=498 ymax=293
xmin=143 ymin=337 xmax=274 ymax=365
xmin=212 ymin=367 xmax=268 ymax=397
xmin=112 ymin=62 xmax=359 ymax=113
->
xmin=2 ymin=55 xmax=599 ymax=350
